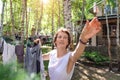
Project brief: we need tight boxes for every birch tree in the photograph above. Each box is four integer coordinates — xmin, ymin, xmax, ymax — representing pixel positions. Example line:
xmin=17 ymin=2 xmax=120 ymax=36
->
xmin=37 ymin=0 xmax=43 ymax=34
xmin=116 ymin=0 xmax=120 ymax=71
xmin=104 ymin=0 xmax=112 ymax=71
xmin=51 ymin=0 xmax=54 ymax=49
xmin=10 ymin=0 xmax=15 ymax=39
xmin=63 ymin=0 xmax=74 ymax=51
xmin=21 ymin=0 xmax=26 ymax=44
xmin=0 ymin=0 xmax=5 ymax=38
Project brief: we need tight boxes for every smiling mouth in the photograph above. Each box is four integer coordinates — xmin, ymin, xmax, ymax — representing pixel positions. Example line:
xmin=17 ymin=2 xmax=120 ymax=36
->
xmin=59 ymin=42 xmax=64 ymax=44
xmin=59 ymin=42 xmax=65 ymax=45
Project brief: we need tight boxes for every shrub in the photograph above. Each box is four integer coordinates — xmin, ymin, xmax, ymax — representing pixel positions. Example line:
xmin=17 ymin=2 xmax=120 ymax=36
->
xmin=83 ymin=51 xmax=110 ymax=64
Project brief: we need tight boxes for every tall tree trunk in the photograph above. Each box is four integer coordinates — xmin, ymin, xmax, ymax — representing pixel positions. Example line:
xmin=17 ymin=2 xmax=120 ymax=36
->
xmin=0 ymin=1 xmax=5 ymax=37
xmin=116 ymin=0 xmax=120 ymax=71
xmin=57 ymin=0 xmax=61 ymax=29
xmin=104 ymin=0 xmax=112 ymax=71
xmin=21 ymin=0 xmax=26 ymax=44
xmin=25 ymin=0 xmax=28 ymax=39
xmin=52 ymin=0 xmax=54 ymax=49
xmin=63 ymin=0 xmax=74 ymax=51
xmin=37 ymin=0 xmax=43 ymax=35
xmin=10 ymin=0 xmax=15 ymax=38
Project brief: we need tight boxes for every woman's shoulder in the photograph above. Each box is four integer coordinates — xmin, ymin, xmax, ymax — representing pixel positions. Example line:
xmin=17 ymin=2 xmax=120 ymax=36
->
xmin=48 ymin=49 xmax=57 ymax=59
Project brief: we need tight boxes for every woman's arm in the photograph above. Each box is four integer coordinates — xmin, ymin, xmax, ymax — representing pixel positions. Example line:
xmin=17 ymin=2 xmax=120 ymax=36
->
xmin=67 ymin=17 xmax=101 ymax=73
xmin=42 ymin=53 xmax=50 ymax=61
xmin=71 ymin=17 xmax=101 ymax=63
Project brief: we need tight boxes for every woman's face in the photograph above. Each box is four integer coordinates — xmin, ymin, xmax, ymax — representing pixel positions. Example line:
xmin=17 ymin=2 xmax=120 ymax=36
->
xmin=55 ymin=32 xmax=69 ymax=49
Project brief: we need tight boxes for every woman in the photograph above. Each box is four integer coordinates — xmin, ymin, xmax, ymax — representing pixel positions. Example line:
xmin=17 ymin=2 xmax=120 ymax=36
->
xmin=43 ymin=17 xmax=101 ymax=80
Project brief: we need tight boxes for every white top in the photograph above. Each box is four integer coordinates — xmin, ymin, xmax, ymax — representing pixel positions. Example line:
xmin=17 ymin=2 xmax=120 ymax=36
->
xmin=48 ymin=49 xmax=74 ymax=80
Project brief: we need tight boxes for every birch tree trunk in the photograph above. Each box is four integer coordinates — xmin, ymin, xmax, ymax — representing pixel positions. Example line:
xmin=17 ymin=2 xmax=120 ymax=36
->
xmin=63 ymin=0 xmax=74 ymax=51
xmin=37 ymin=0 xmax=43 ymax=34
xmin=25 ymin=0 xmax=28 ymax=39
xmin=0 ymin=1 xmax=5 ymax=37
xmin=10 ymin=0 xmax=15 ymax=39
xmin=58 ymin=0 xmax=61 ymax=29
xmin=104 ymin=0 xmax=112 ymax=71
xmin=21 ymin=0 xmax=26 ymax=44
xmin=116 ymin=0 xmax=120 ymax=71
xmin=52 ymin=0 xmax=54 ymax=49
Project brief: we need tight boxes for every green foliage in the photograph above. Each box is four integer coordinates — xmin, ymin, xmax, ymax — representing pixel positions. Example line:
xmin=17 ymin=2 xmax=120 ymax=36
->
xmin=0 ymin=63 xmax=26 ymax=80
xmin=42 ymin=46 xmax=52 ymax=71
xmin=42 ymin=46 xmax=52 ymax=54
xmin=0 ymin=63 xmax=41 ymax=80
xmin=2 ymin=0 xmax=117 ymax=36
xmin=84 ymin=51 xmax=110 ymax=64
xmin=107 ymin=0 xmax=116 ymax=8
xmin=71 ymin=0 xmax=102 ymax=22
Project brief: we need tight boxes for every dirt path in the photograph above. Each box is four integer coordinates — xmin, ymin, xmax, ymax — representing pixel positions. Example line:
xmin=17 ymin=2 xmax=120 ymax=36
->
xmin=71 ymin=60 xmax=120 ymax=80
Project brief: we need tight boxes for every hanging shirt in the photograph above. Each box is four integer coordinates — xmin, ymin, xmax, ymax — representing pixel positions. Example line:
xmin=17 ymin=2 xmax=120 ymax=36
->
xmin=24 ymin=43 xmax=46 ymax=80
xmin=25 ymin=44 xmax=40 ymax=74
xmin=0 ymin=38 xmax=4 ymax=54
xmin=15 ymin=44 xmax=24 ymax=63
xmin=2 ymin=40 xmax=17 ymax=64
xmin=48 ymin=49 xmax=75 ymax=80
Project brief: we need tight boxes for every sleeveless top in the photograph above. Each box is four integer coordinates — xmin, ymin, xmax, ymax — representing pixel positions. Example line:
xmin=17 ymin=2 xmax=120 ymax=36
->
xmin=48 ymin=49 xmax=75 ymax=80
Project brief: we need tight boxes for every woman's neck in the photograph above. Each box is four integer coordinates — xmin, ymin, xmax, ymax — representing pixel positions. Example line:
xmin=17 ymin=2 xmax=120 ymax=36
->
xmin=56 ymin=48 xmax=67 ymax=58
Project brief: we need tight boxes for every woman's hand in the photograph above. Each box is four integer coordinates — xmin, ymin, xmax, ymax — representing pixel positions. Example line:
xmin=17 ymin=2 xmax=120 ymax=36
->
xmin=80 ymin=17 xmax=101 ymax=42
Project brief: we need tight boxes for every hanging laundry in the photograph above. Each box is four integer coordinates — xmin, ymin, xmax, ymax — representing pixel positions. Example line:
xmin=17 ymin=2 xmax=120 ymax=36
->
xmin=0 ymin=38 xmax=4 ymax=54
xmin=24 ymin=39 xmax=46 ymax=80
xmin=2 ymin=40 xmax=17 ymax=64
xmin=15 ymin=44 xmax=24 ymax=64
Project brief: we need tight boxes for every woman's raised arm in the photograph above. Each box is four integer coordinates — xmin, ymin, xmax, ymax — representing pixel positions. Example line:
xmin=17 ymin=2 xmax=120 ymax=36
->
xmin=70 ymin=17 xmax=101 ymax=63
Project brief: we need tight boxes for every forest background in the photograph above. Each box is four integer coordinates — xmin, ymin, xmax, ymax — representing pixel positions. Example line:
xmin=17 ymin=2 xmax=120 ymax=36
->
xmin=0 ymin=0 xmax=108 ymax=42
